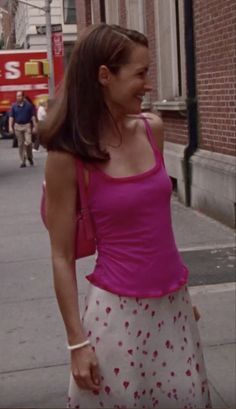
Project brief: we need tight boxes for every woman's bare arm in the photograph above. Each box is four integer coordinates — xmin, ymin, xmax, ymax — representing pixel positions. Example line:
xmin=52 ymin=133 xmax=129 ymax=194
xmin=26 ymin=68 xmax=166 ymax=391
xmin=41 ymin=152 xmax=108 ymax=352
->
xmin=45 ymin=151 xmax=85 ymax=344
xmin=45 ymin=151 xmax=100 ymax=391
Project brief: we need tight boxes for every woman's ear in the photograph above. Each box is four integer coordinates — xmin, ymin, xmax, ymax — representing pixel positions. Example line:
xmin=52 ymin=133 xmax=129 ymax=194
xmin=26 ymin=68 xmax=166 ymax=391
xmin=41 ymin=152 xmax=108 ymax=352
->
xmin=98 ymin=65 xmax=111 ymax=86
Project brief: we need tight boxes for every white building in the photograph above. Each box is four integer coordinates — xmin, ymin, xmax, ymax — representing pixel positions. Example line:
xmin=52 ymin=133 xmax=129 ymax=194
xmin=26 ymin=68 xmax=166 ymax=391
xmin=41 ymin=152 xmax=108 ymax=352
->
xmin=14 ymin=0 xmax=77 ymax=63
xmin=0 ymin=0 xmax=10 ymax=48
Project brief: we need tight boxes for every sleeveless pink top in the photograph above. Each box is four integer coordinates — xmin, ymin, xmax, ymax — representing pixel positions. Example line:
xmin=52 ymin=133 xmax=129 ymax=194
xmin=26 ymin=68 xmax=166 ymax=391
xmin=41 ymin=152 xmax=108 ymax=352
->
xmin=83 ymin=117 xmax=188 ymax=297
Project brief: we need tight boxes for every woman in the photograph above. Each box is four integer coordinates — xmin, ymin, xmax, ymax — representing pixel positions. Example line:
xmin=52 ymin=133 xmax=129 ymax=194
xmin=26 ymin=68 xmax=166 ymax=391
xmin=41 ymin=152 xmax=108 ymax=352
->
xmin=39 ymin=24 xmax=211 ymax=408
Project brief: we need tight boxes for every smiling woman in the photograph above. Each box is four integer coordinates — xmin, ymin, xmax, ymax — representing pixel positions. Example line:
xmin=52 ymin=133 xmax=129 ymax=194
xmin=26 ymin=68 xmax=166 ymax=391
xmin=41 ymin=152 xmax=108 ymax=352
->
xmin=98 ymin=45 xmax=152 ymax=119
xmin=38 ymin=23 xmax=212 ymax=409
xmin=38 ymin=24 xmax=149 ymax=162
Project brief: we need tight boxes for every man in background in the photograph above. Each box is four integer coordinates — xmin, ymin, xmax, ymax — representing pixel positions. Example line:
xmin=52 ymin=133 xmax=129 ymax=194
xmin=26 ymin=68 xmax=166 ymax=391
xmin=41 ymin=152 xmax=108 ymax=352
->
xmin=33 ymin=100 xmax=47 ymax=152
xmin=9 ymin=91 xmax=37 ymax=168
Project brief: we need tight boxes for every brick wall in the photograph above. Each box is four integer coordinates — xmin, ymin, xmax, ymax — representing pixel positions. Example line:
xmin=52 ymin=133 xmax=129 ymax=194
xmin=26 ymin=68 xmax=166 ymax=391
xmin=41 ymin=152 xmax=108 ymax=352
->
xmin=161 ymin=112 xmax=189 ymax=145
xmin=194 ymin=0 xmax=236 ymax=156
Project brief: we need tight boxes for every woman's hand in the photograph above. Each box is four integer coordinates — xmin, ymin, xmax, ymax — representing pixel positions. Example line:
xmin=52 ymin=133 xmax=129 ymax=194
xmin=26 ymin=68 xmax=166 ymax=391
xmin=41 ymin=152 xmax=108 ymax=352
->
xmin=71 ymin=346 xmax=101 ymax=392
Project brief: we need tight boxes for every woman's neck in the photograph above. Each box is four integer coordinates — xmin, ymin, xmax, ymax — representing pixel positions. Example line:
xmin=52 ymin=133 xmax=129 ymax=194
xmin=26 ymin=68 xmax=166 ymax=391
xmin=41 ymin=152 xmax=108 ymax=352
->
xmin=100 ymin=113 xmax=134 ymax=146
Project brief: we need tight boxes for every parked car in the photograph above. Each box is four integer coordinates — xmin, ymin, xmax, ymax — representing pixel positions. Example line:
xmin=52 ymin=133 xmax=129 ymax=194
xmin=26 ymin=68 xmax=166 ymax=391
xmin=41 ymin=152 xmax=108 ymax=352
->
xmin=0 ymin=112 xmax=11 ymax=139
xmin=0 ymin=112 xmax=18 ymax=147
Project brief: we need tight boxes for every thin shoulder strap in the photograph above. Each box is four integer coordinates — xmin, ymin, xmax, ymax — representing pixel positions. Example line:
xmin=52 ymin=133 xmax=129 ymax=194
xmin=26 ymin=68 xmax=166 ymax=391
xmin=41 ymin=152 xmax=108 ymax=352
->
xmin=140 ymin=114 xmax=159 ymax=152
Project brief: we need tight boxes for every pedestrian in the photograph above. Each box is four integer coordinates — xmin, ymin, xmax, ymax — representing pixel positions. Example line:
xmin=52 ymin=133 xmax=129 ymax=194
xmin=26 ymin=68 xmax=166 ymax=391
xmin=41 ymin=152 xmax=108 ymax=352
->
xmin=38 ymin=23 xmax=212 ymax=408
xmin=9 ymin=91 xmax=37 ymax=167
xmin=37 ymin=100 xmax=47 ymax=122
xmin=24 ymin=94 xmax=38 ymax=149
xmin=33 ymin=100 xmax=47 ymax=152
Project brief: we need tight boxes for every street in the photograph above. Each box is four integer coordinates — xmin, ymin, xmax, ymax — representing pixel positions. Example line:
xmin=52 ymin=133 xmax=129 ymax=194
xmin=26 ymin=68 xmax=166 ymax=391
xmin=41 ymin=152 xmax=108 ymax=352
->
xmin=0 ymin=139 xmax=235 ymax=408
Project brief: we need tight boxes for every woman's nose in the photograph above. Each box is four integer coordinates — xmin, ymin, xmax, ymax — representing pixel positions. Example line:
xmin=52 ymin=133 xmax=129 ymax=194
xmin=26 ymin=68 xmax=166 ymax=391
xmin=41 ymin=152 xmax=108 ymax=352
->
xmin=145 ymin=80 xmax=153 ymax=92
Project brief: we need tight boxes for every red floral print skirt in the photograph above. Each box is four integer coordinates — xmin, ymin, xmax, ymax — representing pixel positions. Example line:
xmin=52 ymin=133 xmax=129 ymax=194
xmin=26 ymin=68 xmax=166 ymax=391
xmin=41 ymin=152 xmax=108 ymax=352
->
xmin=67 ymin=284 xmax=212 ymax=409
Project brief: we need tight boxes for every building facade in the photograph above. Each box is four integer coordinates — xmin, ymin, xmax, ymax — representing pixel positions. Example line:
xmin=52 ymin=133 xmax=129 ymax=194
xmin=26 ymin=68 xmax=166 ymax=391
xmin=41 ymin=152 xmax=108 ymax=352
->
xmin=0 ymin=0 xmax=15 ymax=49
xmin=75 ymin=0 xmax=236 ymax=228
xmin=12 ymin=0 xmax=77 ymax=64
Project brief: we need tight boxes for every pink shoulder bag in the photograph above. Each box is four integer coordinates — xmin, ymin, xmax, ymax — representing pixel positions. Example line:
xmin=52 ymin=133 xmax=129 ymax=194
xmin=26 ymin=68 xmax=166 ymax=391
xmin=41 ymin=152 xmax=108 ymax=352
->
xmin=40 ymin=159 xmax=96 ymax=259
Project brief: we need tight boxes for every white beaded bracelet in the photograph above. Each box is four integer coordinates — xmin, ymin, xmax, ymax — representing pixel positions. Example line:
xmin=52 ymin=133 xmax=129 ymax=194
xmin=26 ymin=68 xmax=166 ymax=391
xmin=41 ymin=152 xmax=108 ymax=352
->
xmin=67 ymin=340 xmax=91 ymax=351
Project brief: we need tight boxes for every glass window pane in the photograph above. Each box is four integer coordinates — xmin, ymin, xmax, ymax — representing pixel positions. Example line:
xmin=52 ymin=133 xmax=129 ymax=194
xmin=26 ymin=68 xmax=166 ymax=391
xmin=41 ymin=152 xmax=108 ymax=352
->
xmin=64 ymin=0 xmax=76 ymax=25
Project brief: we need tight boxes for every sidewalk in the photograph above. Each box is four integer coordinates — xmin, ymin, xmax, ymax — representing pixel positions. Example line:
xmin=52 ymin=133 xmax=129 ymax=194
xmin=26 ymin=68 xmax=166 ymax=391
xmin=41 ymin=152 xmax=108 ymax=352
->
xmin=190 ymin=282 xmax=235 ymax=408
xmin=0 ymin=140 xmax=235 ymax=408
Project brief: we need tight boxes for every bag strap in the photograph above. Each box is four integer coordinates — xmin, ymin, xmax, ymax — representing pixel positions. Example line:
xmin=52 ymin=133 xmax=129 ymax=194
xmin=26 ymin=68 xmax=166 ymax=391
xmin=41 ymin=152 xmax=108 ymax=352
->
xmin=76 ymin=159 xmax=88 ymax=211
xmin=76 ymin=159 xmax=94 ymax=240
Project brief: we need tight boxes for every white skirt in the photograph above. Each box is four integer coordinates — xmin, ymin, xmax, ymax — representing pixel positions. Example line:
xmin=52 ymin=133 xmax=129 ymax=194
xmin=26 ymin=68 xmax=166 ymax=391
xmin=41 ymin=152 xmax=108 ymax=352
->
xmin=67 ymin=284 xmax=212 ymax=409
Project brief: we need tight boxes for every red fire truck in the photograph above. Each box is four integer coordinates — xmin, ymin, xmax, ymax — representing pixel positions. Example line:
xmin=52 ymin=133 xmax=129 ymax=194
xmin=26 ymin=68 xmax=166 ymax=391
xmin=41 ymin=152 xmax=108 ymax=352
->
xmin=0 ymin=48 xmax=64 ymax=138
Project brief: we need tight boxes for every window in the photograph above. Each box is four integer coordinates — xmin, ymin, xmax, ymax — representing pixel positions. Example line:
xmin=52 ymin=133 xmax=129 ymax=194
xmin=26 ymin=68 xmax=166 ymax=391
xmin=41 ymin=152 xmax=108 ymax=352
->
xmin=126 ymin=0 xmax=145 ymax=33
xmin=105 ymin=0 xmax=119 ymax=24
xmin=90 ymin=0 xmax=95 ymax=24
xmin=126 ymin=0 xmax=151 ymax=109
xmin=63 ymin=0 xmax=76 ymax=25
xmin=154 ymin=0 xmax=186 ymax=105
xmin=89 ymin=0 xmax=106 ymax=24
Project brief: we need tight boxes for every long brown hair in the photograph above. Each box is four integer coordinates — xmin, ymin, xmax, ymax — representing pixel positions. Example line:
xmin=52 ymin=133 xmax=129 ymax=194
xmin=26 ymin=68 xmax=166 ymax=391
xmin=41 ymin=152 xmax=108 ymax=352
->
xmin=39 ymin=23 xmax=148 ymax=162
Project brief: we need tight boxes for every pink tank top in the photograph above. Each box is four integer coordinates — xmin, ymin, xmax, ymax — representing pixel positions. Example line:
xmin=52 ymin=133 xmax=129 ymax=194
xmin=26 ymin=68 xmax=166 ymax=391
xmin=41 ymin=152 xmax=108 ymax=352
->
xmin=82 ymin=117 xmax=188 ymax=297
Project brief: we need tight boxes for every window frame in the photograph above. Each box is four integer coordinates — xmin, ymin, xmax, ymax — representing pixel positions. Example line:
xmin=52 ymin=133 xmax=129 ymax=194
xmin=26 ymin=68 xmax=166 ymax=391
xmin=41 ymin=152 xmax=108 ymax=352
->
xmin=105 ymin=0 xmax=119 ymax=25
xmin=154 ymin=0 xmax=186 ymax=111
xmin=63 ymin=0 xmax=77 ymax=25
xmin=125 ymin=0 xmax=145 ymax=33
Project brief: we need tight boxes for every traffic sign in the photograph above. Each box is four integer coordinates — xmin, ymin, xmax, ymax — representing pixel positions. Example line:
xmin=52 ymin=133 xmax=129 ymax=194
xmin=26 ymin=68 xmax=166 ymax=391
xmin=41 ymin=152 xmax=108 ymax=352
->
xmin=36 ymin=24 xmax=62 ymax=35
xmin=52 ymin=33 xmax=64 ymax=57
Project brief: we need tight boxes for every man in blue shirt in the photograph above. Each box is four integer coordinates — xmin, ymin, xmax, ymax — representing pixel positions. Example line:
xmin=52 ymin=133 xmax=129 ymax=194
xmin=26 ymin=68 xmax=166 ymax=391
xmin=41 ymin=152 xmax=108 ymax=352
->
xmin=9 ymin=91 xmax=37 ymax=168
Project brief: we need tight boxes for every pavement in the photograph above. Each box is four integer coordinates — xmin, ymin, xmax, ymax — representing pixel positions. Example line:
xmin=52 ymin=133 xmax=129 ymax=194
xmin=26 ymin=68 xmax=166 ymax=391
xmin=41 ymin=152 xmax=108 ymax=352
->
xmin=0 ymin=139 xmax=235 ymax=408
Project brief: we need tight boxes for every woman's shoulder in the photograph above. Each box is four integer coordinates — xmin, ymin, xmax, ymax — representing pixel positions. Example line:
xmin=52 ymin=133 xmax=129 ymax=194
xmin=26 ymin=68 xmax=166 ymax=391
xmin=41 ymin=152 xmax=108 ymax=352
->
xmin=46 ymin=150 xmax=75 ymax=167
xmin=140 ymin=112 xmax=164 ymax=154
xmin=141 ymin=112 xmax=164 ymax=133
xmin=127 ymin=112 xmax=163 ymax=128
